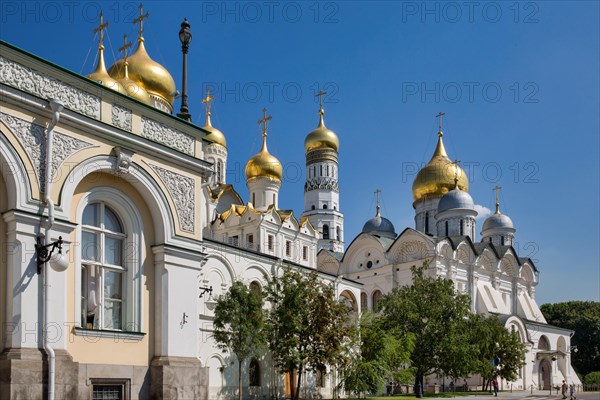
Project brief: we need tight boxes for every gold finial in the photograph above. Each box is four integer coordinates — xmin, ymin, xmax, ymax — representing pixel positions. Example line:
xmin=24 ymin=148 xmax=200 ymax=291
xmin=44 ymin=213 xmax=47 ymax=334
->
xmin=436 ymin=111 xmax=445 ymax=137
xmin=93 ymin=11 xmax=109 ymax=50
xmin=133 ymin=3 xmax=150 ymax=40
xmin=493 ymin=185 xmax=502 ymax=214
xmin=258 ymin=107 xmax=272 ymax=138
xmin=452 ymin=159 xmax=461 ymax=188
xmin=202 ymin=88 xmax=215 ymax=126
xmin=316 ymin=90 xmax=327 ymax=115
xmin=119 ymin=34 xmax=133 ymax=76
xmin=374 ymin=188 xmax=381 ymax=218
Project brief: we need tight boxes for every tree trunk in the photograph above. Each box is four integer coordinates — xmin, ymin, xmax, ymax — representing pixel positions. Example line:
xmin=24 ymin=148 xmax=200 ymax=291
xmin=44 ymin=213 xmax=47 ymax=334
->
xmin=294 ymin=365 xmax=303 ymax=400
xmin=414 ymin=373 xmax=423 ymax=397
xmin=239 ymin=358 xmax=243 ymax=400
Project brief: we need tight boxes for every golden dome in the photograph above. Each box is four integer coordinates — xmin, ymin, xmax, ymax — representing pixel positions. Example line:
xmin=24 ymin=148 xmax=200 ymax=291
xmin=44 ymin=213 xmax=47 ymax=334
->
xmin=109 ymin=38 xmax=176 ymax=111
xmin=305 ymin=109 xmax=339 ymax=152
xmin=245 ymin=133 xmax=282 ymax=182
xmin=117 ymin=60 xmax=153 ymax=105
xmin=412 ymin=132 xmax=469 ymax=201
xmin=87 ymin=45 xmax=127 ymax=95
xmin=203 ymin=114 xmax=227 ymax=147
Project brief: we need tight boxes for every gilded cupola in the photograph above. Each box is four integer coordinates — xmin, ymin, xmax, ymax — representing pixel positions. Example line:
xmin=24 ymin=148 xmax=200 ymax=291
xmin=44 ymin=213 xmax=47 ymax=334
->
xmin=86 ymin=12 xmax=126 ymax=95
xmin=412 ymin=113 xmax=468 ymax=202
xmin=108 ymin=5 xmax=176 ymax=112
xmin=245 ymin=109 xmax=283 ymax=182
xmin=304 ymin=97 xmax=339 ymax=152
xmin=114 ymin=34 xmax=152 ymax=106
xmin=201 ymin=89 xmax=227 ymax=148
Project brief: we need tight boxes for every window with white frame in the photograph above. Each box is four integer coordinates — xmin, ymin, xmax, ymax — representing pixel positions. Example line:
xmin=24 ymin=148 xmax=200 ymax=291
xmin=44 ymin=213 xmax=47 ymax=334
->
xmin=81 ymin=203 xmax=127 ymax=330
xmin=77 ymin=189 xmax=143 ymax=334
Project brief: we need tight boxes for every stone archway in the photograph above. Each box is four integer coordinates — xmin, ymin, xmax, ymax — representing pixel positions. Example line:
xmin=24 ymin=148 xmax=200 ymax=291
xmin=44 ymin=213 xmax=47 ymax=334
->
xmin=539 ymin=358 xmax=552 ymax=390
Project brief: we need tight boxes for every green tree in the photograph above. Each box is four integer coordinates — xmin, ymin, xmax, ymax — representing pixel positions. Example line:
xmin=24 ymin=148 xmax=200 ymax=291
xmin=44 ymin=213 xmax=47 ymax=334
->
xmin=540 ymin=301 xmax=600 ymax=376
xmin=212 ymin=281 xmax=265 ymax=400
xmin=264 ymin=268 xmax=352 ymax=400
xmin=469 ymin=314 xmax=526 ymax=388
xmin=379 ymin=265 xmax=476 ymax=394
xmin=341 ymin=312 xmax=414 ymax=397
xmin=584 ymin=371 xmax=600 ymax=385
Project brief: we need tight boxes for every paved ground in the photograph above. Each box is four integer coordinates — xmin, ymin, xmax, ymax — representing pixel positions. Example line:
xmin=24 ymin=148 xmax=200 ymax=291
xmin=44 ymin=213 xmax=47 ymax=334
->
xmin=424 ymin=391 xmax=599 ymax=400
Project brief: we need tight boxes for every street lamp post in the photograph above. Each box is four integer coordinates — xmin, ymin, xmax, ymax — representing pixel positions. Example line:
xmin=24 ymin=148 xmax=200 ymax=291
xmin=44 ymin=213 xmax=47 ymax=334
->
xmin=177 ymin=18 xmax=192 ymax=121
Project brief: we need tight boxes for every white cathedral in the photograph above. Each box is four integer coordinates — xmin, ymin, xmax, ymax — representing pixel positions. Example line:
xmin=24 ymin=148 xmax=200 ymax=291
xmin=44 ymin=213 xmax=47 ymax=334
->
xmin=0 ymin=8 xmax=581 ymax=400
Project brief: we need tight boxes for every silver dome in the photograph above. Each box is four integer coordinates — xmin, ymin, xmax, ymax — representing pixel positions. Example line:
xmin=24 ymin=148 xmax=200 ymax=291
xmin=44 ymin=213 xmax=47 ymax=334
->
xmin=362 ymin=216 xmax=396 ymax=239
xmin=437 ymin=189 xmax=475 ymax=213
xmin=482 ymin=212 xmax=514 ymax=231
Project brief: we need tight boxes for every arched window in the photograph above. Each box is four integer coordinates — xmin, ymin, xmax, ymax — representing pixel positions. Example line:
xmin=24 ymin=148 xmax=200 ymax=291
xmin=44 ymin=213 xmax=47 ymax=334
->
xmin=501 ymin=236 xmax=505 ymax=246
xmin=311 ymin=205 xmax=315 ymax=210
xmin=323 ymin=204 xmax=328 ymax=209
xmin=217 ymin=161 xmax=223 ymax=183
xmin=336 ymin=226 xmax=341 ymax=241
xmin=315 ymin=364 xmax=326 ymax=388
xmin=81 ymin=202 xmax=126 ymax=330
xmin=249 ymin=358 xmax=260 ymax=386
xmin=250 ymin=281 xmax=262 ymax=299
xmin=538 ymin=335 xmax=550 ymax=350
xmin=360 ymin=292 xmax=367 ymax=312
xmin=322 ymin=225 xmax=330 ymax=240
xmin=372 ymin=290 xmax=382 ymax=311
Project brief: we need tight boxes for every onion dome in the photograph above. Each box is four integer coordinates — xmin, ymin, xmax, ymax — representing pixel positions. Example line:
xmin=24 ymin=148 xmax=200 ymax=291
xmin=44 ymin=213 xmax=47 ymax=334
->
xmin=87 ymin=45 xmax=126 ymax=95
xmin=412 ymin=131 xmax=468 ymax=201
xmin=201 ymin=90 xmax=226 ymax=147
xmin=109 ymin=38 xmax=176 ymax=112
xmin=245 ymin=133 xmax=282 ymax=182
xmin=438 ymin=187 xmax=475 ymax=213
xmin=483 ymin=212 xmax=514 ymax=231
xmin=362 ymin=203 xmax=396 ymax=239
xmin=304 ymin=107 xmax=339 ymax=152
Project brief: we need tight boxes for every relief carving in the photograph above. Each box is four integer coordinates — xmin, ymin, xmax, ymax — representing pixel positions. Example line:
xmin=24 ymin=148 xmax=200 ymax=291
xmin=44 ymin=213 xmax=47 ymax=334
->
xmin=141 ymin=117 xmax=194 ymax=156
xmin=149 ymin=163 xmax=195 ymax=233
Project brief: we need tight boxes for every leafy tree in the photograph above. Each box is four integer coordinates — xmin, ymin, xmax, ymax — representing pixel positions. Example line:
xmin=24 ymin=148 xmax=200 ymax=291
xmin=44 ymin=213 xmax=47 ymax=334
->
xmin=540 ymin=301 xmax=600 ymax=376
xmin=379 ymin=265 xmax=476 ymax=394
xmin=264 ymin=268 xmax=352 ymax=400
xmin=584 ymin=371 xmax=600 ymax=385
xmin=341 ymin=312 xmax=414 ymax=397
xmin=469 ymin=314 xmax=526 ymax=388
xmin=212 ymin=281 xmax=265 ymax=400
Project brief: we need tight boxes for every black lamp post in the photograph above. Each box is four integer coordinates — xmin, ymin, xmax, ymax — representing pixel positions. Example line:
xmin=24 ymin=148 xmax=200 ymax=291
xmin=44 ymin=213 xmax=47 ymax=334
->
xmin=177 ymin=18 xmax=192 ymax=121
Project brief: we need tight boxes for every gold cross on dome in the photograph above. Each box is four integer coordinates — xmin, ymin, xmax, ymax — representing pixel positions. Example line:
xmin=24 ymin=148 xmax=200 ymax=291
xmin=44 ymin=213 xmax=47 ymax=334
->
xmin=315 ymin=90 xmax=327 ymax=114
xmin=374 ymin=188 xmax=381 ymax=216
xmin=452 ymin=159 xmax=461 ymax=186
xmin=258 ymin=108 xmax=272 ymax=136
xmin=93 ymin=11 xmax=109 ymax=46
xmin=119 ymin=34 xmax=132 ymax=60
xmin=201 ymin=88 xmax=214 ymax=115
xmin=436 ymin=111 xmax=445 ymax=131
xmin=133 ymin=3 xmax=150 ymax=39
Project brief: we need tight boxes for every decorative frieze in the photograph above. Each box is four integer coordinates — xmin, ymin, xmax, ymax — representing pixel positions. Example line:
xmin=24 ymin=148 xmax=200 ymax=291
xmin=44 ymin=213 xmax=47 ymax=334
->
xmin=111 ymin=104 xmax=132 ymax=131
xmin=304 ymin=177 xmax=339 ymax=192
xmin=149 ymin=163 xmax=195 ymax=233
xmin=0 ymin=112 xmax=94 ymax=192
xmin=0 ymin=56 xmax=100 ymax=119
xmin=141 ymin=117 xmax=194 ymax=156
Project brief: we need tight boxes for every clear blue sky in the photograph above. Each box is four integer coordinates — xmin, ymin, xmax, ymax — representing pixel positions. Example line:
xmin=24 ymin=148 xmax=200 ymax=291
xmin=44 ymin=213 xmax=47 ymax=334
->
xmin=1 ymin=1 xmax=598 ymax=305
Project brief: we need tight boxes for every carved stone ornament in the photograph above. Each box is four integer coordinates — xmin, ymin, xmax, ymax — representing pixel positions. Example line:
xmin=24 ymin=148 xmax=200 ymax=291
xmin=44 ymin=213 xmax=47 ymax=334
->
xmin=111 ymin=104 xmax=132 ymax=131
xmin=141 ymin=117 xmax=194 ymax=156
xmin=0 ymin=56 xmax=100 ymax=119
xmin=149 ymin=163 xmax=195 ymax=233
xmin=304 ymin=177 xmax=339 ymax=192
xmin=114 ymin=147 xmax=135 ymax=174
xmin=0 ymin=112 xmax=93 ymax=192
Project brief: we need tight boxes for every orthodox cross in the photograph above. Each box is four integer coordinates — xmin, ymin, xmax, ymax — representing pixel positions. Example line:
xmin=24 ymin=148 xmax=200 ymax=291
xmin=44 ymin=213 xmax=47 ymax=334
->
xmin=452 ymin=159 xmax=461 ymax=187
xmin=119 ymin=34 xmax=132 ymax=60
xmin=258 ymin=108 xmax=272 ymax=136
xmin=316 ymin=90 xmax=327 ymax=114
xmin=493 ymin=185 xmax=502 ymax=213
xmin=437 ymin=111 xmax=445 ymax=131
xmin=93 ymin=12 xmax=109 ymax=47
xmin=374 ymin=188 xmax=381 ymax=216
xmin=201 ymin=88 xmax=214 ymax=116
xmin=133 ymin=3 xmax=150 ymax=39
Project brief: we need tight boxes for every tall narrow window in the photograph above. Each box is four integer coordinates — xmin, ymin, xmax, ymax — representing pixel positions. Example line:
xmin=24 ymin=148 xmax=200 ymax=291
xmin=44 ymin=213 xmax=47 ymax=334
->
xmin=425 ymin=212 xmax=429 ymax=234
xmin=460 ymin=219 xmax=464 ymax=236
xmin=372 ymin=290 xmax=383 ymax=311
xmin=81 ymin=203 xmax=126 ymax=330
xmin=315 ymin=365 xmax=326 ymax=388
xmin=252 ymin=192 xmax=256 ymax=205
xmin=501 ymin=236 xmax=505 ymax=246
xmin=268 ymin=235 xmax=274 ymax=251
xmin=249 ymin=358 xmax=260 ymax=387
xmin=320 ymin=165 xmax=323 ymax=176
xmin=322 ymin=225 xmax=330 ymax=240
xmin=285 ymin=240 xmax=291 ymax=257
xmin=273 ymin=193 xmax=276 ymax=205
xmin=336 ymin=226 xmax=341 ymax=241
xmin=217 ymin=161 xmax=222 ymax=183
xmin=360 ymin=292 xmax=367 ymax=312
xmin=302 ymin=246 xmax=308 ymax=261
xmin=326 ymin=165 xmax=329 ymax=176
xmin=445 ymin=221 xmax=449 ymax=237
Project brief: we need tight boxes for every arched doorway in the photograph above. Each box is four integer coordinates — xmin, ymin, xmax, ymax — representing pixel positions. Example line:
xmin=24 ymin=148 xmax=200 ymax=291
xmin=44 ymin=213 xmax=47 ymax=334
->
xmin=539 ymin=359 xmax=551 ymax=390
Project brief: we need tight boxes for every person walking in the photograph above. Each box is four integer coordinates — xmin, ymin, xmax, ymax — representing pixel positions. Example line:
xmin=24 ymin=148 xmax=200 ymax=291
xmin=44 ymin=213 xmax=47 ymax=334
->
xmin=561 ymin=380 xmax=568 ymax=399
xmin=569 ymin=383 xmax=576 ymax=400
xmin=492 ymin=375 xmax=499 ymax=397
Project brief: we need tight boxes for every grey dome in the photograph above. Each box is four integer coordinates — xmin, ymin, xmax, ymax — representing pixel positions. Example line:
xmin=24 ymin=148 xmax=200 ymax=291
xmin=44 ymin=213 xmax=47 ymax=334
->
xmin=482 ymin=212 xmax=514 ymax=231
xmin=437 ymin=189 xmax=475 ymax=213
xmin=362 ymin=216 xmax=396 ymax=238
